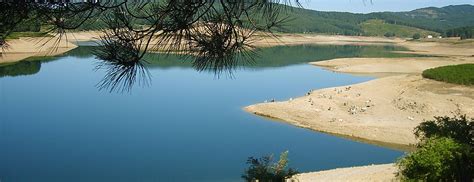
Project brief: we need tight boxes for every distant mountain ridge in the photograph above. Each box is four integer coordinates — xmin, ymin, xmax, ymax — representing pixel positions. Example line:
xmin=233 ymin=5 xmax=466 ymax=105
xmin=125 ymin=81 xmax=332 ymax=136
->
xmin=277 ymin=4 xmax=474 ymax=36
xmin=14 ymin=3 xmax=474 ymax=38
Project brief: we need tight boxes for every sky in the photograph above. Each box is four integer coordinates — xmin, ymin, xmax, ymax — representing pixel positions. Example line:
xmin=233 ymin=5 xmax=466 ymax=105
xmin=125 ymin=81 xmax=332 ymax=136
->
xmin=296 ymin=0 xmax=474 ymax=13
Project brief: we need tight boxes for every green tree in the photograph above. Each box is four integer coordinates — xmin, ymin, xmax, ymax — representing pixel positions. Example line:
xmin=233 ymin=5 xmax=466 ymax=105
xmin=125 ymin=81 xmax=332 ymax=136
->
xmin=242 ymin=151 xmax=299 ymax=182
xmin=384 ymin=32 xmax=395 ymax=37
xmin=397 ymin=137 xmax=473 ymax=181
xmin=412 ymin=33 xmax=421 ymax=40
xmin=414 ymin=115 xmax=473 ymax=146
xmin=397 ymin=115 xmax=474 ymax=181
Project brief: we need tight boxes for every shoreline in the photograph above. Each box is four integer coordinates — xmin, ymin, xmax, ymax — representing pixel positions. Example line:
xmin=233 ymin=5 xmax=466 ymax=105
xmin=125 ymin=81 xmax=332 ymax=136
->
xmin=250 ymin=113 xmax=416 ymax=152
xmin=1 ymin=33 xmax=402 ymax=65
xmin=245 ymin=73 xmax=474 ymax=146
xmin=0 ymin=32 xmax=102 ymax=65
xmin=3 ymin=32 xmax=472 ymax=65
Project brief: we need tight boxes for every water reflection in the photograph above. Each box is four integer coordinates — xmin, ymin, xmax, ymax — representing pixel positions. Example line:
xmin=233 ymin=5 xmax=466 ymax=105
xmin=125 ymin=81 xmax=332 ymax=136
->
xmin=0 ymin=56 xmax=58 ymax=77
xmin=0 ymin=44 xmax=424 ymax=91
xmin=0 ymin=61 xmax=41 ymax=77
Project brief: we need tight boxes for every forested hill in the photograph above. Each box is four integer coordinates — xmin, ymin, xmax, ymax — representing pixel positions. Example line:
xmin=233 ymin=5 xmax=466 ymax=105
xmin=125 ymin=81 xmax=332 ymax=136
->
xmin=277 ymin=4 xmax=474 ymax=36
xmin=12 ymin=4 xmax=474 ymax=38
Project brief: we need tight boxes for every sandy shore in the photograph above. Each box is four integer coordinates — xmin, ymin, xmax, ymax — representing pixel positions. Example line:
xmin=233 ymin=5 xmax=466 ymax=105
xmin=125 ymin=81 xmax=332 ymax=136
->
xmin=313 ymin=56 xmax=474 ymax=77
xmin=246 ymin=73 xmax=474 ymax=146
xmin=253 ymin=34 xmax=403 ymax=47
xmin=398 ymin=40 xmax=474 ymax=56
xmin=291 ymin=163 xmax=398 ymax=182
xmin=0 ymin=37 xmax=77 ymax=64
xmin=0 ymin=32 xmax=101 ymax=64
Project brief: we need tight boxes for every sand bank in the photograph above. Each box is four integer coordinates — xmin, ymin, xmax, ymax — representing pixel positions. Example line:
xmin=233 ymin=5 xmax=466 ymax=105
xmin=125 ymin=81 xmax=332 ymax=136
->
xmin=313 ymin=56 xmax=474 ymax=77
xmin=246 ymin=73 xmax=474 ymax=146
xmin=398 ymin=40 xmax=474 ymax=57
xmin=291 ymin=163 xmax=397 ymax=182
xmin=252 ymin=34 xmax=403 ymax=47
xmin=0 ymin=32 xmax=101 ymax=64
xmin=0 ymin=37 xmax=77 ymax=64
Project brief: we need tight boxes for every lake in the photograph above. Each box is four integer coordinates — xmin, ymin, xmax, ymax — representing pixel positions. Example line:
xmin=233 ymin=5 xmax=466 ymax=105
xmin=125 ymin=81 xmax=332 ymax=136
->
xmin=0 ymin=45 xmax=409 ymax=182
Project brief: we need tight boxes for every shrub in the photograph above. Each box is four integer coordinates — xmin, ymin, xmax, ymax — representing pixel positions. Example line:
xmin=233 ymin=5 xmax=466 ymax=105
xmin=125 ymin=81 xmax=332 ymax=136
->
xmin=384 ymin=32 xmax=396 ymax=37
xmin=412 ymin=33 xmax=421 ymax=40
xmin=242 ymin=151 xmax=298 ymax=182
xmin=397 ymin=137 xmax=472 ymax=181
xmin=397 ymin=115 xmax=474 ymax=181
xmin=415 ymin=115 xmax=473 ymax=146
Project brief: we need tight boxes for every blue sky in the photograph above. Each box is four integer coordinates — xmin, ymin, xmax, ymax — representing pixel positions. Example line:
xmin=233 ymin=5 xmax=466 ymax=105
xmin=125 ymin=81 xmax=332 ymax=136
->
xmin=296 ymin=0 xmax=474 ymax=13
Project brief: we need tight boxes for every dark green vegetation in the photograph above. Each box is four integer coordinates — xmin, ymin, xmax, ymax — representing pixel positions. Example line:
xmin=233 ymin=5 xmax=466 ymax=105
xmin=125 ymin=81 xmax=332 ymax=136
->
xmin=9 ymin=4 xmax=474 ymax=38
xmin=422 ymin=64 xmax=474 ymax=86
xmin=397 ymin=115 xmax=474 ymax=181
xmin=242 ymin=151 xmax=298 ymax=182
xmin=367 ymin=5 xmax=474 ymax=34
xmin=446 ymin=26 xmax=474 ymax=39
xmin=0 ymin=56 xmax=58 ymax=77
xmin=275 ymin=4 xmax=474 ymax=36
xmin=0 ymin=61 xmax=40 ymax=77
xmin=415 ymin=115 xmax=474 ymax=146
xmin=397 ymin=137 xmax=472 ymax=181
xmin=412 ymin=33 xmax=421 ymax=40
xmin=383 ymin=32 xmax=396 ymax=37
xmin=361 ymin=20 xmax=437 ymax=38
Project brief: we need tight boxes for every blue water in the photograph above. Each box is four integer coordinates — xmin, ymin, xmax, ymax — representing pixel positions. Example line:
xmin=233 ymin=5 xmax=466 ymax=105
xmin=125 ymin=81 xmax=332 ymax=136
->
xmin=0 ymin=45 xmax=405 ymax=182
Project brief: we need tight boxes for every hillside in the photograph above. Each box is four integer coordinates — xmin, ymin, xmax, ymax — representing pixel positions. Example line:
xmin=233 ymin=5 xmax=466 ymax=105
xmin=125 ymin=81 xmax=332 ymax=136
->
xmin=9 ymin=4 xmax=474 ymax=38
xmin=361 ymin=19 xmax=439 ymax=37
xmin=276 ymin=4 xmax=474 ymax=36
xmin=370 ymin=5 xmax=474 ymax=32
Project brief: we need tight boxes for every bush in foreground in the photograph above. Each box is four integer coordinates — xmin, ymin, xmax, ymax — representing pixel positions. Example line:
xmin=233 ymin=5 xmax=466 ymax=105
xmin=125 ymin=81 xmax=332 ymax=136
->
xmin=422 ymin=64 xmax=474 ymax=86
xmin=242 ymin=151 xmax=298 ymax=182
xmin=397 ymin=137 xmax=472 ymax=181
xmin=397 ymin=115 xmax=474 ymax=181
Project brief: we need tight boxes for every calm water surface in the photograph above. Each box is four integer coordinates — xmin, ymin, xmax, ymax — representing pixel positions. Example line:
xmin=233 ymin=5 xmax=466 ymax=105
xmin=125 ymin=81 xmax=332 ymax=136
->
xmin=0 ymin=45 xmax=408 ymax=182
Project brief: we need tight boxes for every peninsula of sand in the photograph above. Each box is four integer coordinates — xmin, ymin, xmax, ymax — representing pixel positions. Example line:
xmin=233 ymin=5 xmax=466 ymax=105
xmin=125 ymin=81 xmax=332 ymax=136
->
xmin=0 ymin=32 xmax=103 ymax=64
